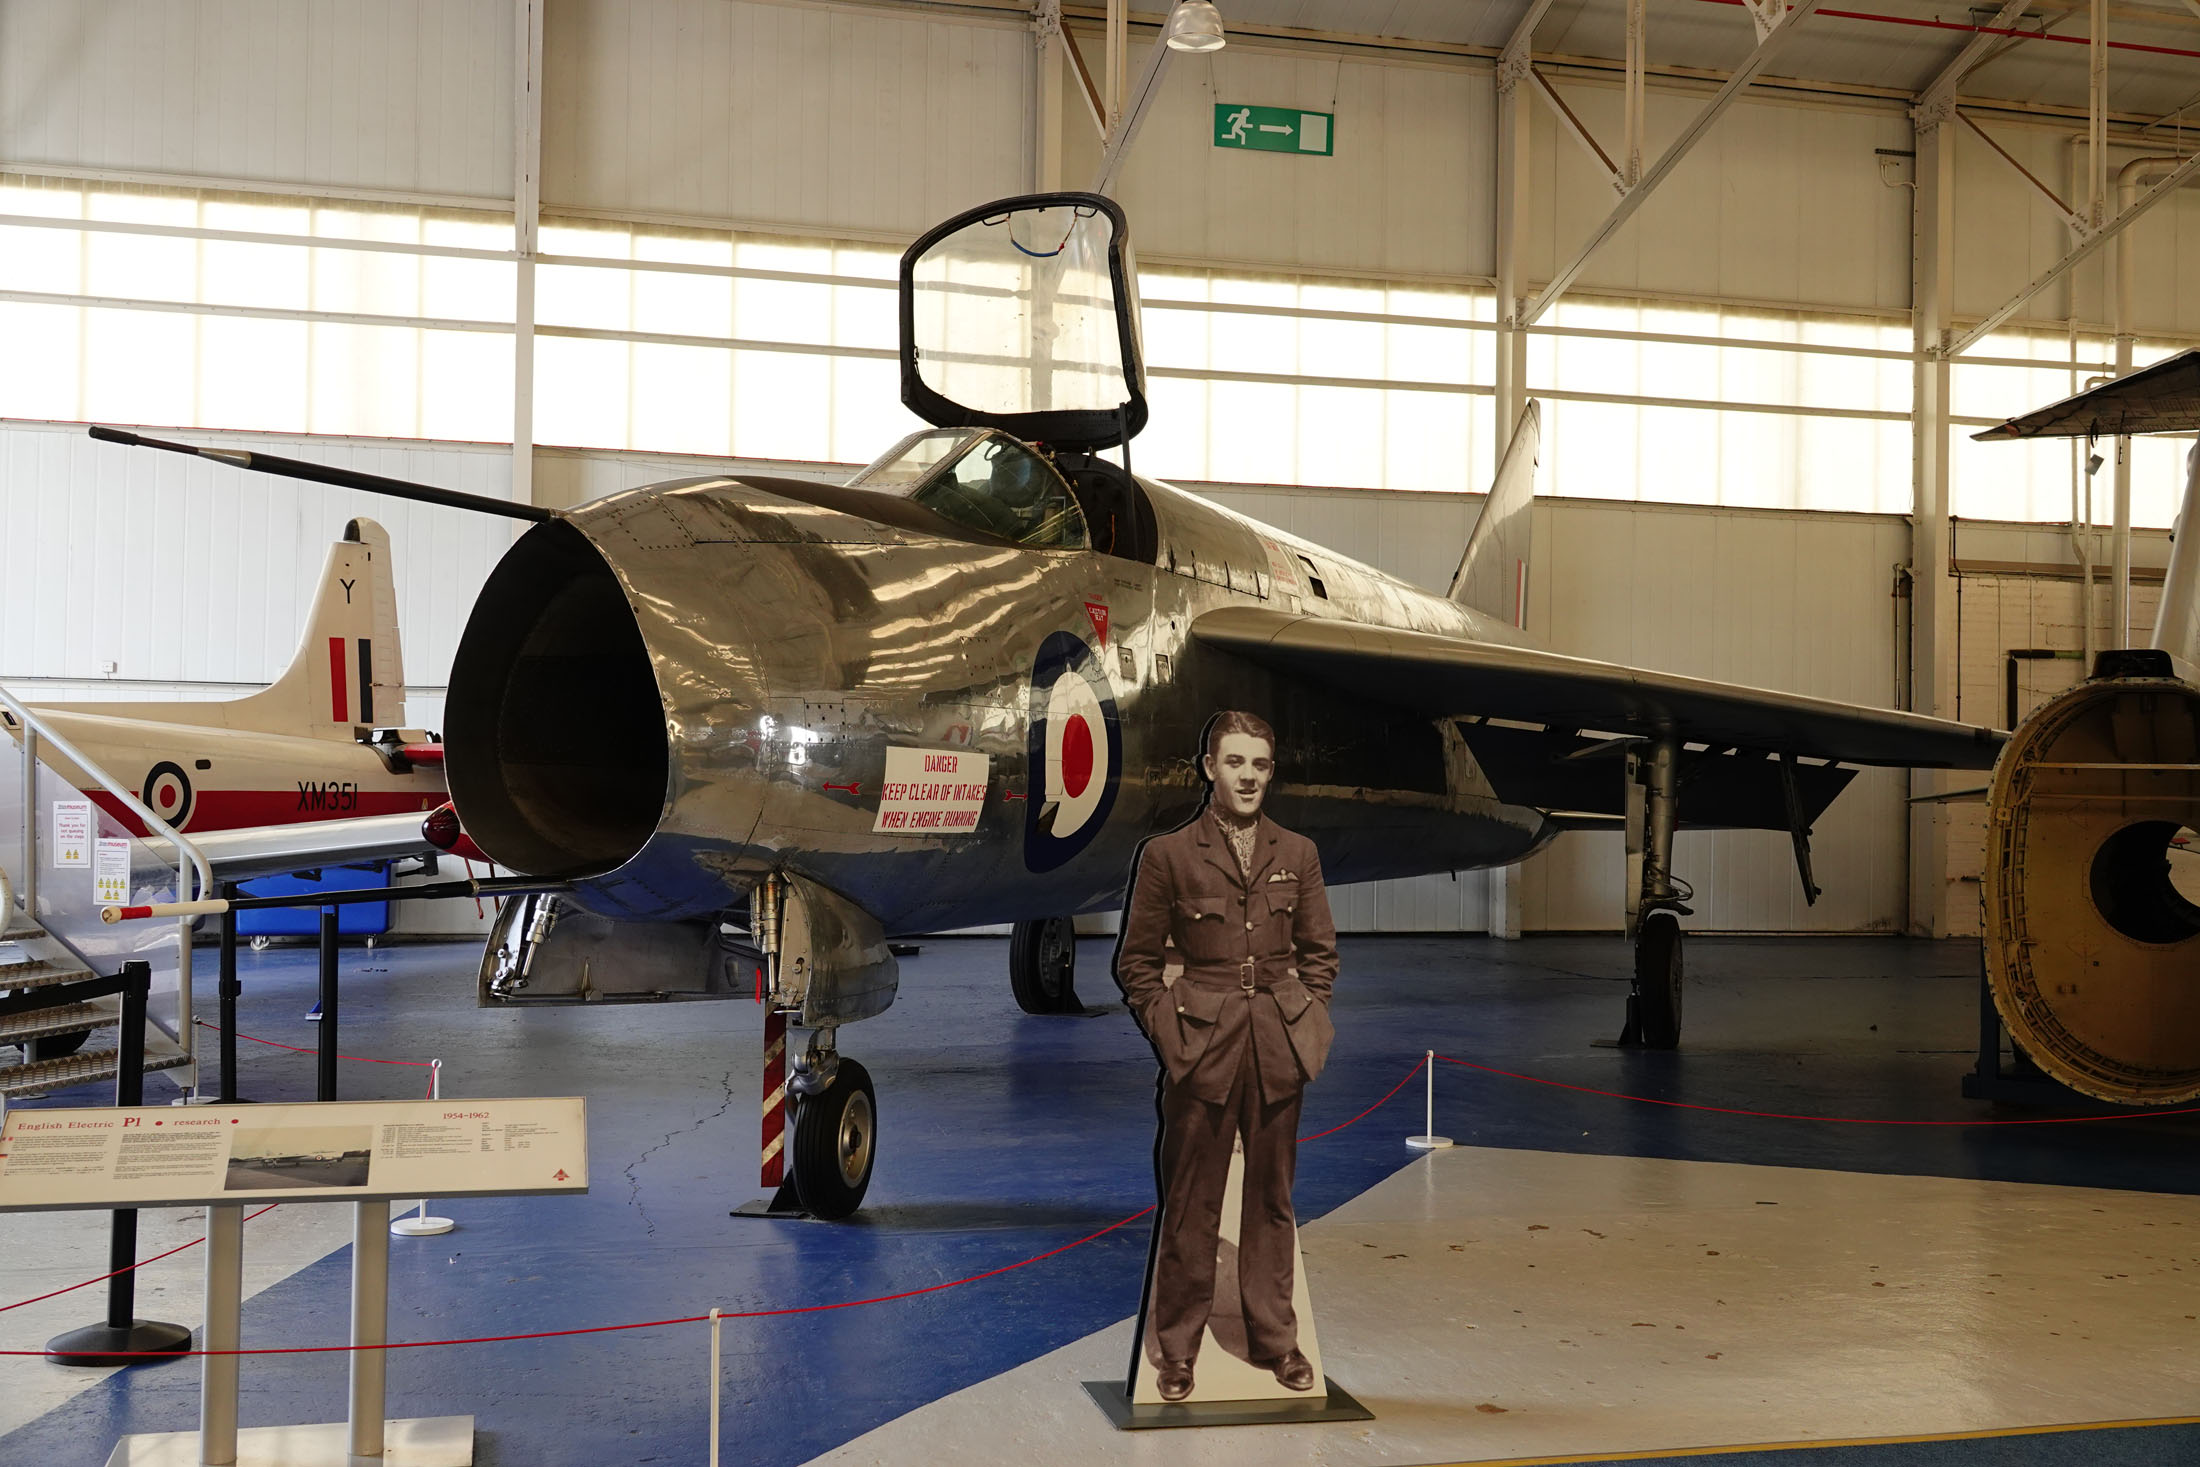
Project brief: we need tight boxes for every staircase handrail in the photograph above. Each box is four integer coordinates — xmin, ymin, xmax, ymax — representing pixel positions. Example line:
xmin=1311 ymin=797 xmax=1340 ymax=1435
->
xmin=0 ymin=677 xmax=209 ymax=1079
xmin=0 ymin=681 xmax=212 ymax=903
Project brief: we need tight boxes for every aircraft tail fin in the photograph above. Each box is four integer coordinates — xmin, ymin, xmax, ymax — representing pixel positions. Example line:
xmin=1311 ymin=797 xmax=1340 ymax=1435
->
xmin=54 ymin=520 xmax=410 ymax=737
xmin=1448 ymin=400 xmax=1539 ymax=627
xmin=240 ymin=517 xmax=407 ymax=736
xmin=2151 ymin=443 xmax=2200 ymax=673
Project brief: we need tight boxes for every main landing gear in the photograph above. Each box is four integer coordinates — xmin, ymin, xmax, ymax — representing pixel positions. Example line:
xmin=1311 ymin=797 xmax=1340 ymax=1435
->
xmin=1008 ymin=916 xmax=1084 ymax=1014
xmin=1620 ymin=737 xmax=1689 ymax=1050
xmin=788 ymin=1032 xmax=876 ymax=1219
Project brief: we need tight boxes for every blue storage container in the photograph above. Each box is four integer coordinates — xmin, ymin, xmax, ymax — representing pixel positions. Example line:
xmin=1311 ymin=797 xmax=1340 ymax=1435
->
xmin=236 ymin=865 xmax=390 ymax=936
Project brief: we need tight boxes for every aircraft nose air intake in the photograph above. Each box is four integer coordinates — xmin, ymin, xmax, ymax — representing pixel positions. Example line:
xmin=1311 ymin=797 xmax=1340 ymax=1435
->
xmin=444 ymin=519 xmax=670 ymax=879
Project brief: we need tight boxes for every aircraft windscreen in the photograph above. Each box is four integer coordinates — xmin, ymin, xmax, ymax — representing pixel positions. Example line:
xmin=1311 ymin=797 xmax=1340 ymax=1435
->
xmin=908 ymin=203 xmax=1132 ymax=424
xmin=851 ymin=428 xmax=1088 ymax=551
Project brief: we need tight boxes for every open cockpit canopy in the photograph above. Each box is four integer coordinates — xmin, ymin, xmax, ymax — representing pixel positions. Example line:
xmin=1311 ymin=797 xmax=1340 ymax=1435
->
xmin=899 ymin=192 xmax=1145 ymax=453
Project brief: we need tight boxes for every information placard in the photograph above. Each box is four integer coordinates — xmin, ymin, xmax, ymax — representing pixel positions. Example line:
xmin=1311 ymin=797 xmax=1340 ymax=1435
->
xmin=51 ymin=799 xmax=91 ymax=868
xmin=94 ymin=837 xmax=131 ymax=906
xmin=872 ymin=745 xmax=989 ymax=835
xmin=0 ymin=1097 xmax=588 ymax=1212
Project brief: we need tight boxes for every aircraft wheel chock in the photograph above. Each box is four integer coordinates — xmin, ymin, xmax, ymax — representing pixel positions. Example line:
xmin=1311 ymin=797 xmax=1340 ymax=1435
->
xmin=1009 ymin=917 xmax=1080 ymax=1015
xmin=1635 ymin=914 xmax=1684 ymax=1050
xmin=791 ymin=1058 xmax=875 ymax=1220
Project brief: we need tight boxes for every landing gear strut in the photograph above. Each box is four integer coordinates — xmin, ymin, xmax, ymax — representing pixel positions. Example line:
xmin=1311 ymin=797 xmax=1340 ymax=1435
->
xmin=1008 ymin=916 xmax=1082 ymax=1014
xmin=1620 ymin=737 xmax=1689 ymax=1049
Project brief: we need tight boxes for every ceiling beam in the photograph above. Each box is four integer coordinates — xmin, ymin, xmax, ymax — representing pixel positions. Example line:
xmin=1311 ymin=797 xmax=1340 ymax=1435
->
xmin=1916 ymin=0 xmax=2036 ymax=114
xmin=1522 ymin=0 xmax=1825 ymax=326
xmin=1090 ymin=10 xmax=1178 ymax=195
xmin=1947 ymin=148 xmax=2200 ymax=356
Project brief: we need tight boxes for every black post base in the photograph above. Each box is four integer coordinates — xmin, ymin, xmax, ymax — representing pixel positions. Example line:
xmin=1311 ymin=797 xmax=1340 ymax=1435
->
xmin=45 ymin=1318 xmax=192 ymax=1366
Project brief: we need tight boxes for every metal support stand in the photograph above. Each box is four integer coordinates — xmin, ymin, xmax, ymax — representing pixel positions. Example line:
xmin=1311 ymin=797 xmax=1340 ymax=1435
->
xmin=1404 ymin=1051 xmax=1453 ymax=1150
xmin=103 ymin=1193 xmax=473 ymax=1466
xmin=217 ymin=886 xmax=241 ymax=1104
xmin=392 ymin=1062 xmax=455 ymax=1237
xmin=47 ymin=963 xmax=191 ymax=1366
xmin=1961 ymin=960 xmax=2145 ymax=1111
xmin=199 ymin=1204 xmax=243 ymax=1465
xmin=316 ymin=908 xmax=337 ymax=1102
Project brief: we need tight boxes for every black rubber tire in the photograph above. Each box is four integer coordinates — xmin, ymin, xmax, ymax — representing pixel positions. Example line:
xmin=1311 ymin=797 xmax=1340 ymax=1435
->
xmin=29 ymin=1028 xmax=93 ymax=1061
xmin=790 ymin=1057 xmax=876 ymax=1220
xmin=1008 ymin=917 xmax=1080 ymax=1015
xmin=1635 ymin=913 xmax=1684 ymax=1050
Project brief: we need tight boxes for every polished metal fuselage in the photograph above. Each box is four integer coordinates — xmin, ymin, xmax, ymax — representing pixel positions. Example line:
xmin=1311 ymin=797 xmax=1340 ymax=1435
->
xmin=547 ymin=470 xmax=1555 ymax=934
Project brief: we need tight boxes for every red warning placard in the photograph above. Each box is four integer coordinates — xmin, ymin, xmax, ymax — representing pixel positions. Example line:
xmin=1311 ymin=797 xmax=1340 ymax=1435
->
xmin=873 ymin=746 xmax=991 ymax=835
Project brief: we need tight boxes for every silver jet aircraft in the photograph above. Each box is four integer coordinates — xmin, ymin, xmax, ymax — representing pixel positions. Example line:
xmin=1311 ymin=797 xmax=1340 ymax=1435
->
xmin=101 ymin=193 xmax=2005 ymax=1216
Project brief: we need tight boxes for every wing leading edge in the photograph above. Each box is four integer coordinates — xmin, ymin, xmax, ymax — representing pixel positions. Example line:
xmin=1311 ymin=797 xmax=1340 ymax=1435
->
xmin=1192 ymin=606 xmax=2006 ymax=771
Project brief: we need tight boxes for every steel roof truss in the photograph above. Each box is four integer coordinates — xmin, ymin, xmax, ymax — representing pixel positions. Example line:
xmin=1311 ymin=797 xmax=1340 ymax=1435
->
xmin=1522 ymin=0 xmax=1827 ymax=327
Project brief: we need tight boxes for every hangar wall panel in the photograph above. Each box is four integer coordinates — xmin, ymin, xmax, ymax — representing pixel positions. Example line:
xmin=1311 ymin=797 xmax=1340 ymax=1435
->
xmin=0 ymin=419 xmax=517 ymax=731
xmin=542 ymin=0 xmax=1030 ymax=236
xmin=1198 ymin=485 xmax=1911 ymax=934
xmin=1064 ymin=46 xmax=1497 ymax=281
xmin=1940 ymin=124 xmax=2200 ymax=338
xmin=1514 ymin=499 xmax=1911 ymax=933
xmin=0 ymin=0 xmax=512 ymax=201
xmin=1526 ymin=81 xmax=1914 ymax=313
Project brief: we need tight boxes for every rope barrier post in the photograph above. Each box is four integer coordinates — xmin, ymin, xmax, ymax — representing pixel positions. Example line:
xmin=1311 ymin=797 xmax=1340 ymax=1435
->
xmin=316 ymin=906 xmax=338 ymax=1102
xmin=45 ymin=962 xmax=191 ymax=1365
xmin=709 ymin=1306 xmax=723 ymax=1467
xmin=1405 ymin=1050 xmax=1454 ymax=1151
xmin=349 ymin=1199 xmax=392 ymax=1460
xmin=392 ymin=1061 xmax=456 ymax=1238
xmin=200 ymin=1202 xmax=245 ymax=1466
xmin=217 ymin=882 xmax=241 ymax=1104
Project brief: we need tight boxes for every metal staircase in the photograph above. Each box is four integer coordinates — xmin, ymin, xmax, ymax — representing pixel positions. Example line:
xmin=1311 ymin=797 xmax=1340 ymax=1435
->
xmin=0 ymin=913 xmax=189 ymax=1097
xmin=1 ymin=677 xmax=209 ymax=1102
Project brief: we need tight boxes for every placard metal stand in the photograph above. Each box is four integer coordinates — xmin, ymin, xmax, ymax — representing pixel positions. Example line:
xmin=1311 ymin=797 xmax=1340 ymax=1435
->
xmin=105 ymin=1197 xmax=472 ymax=1467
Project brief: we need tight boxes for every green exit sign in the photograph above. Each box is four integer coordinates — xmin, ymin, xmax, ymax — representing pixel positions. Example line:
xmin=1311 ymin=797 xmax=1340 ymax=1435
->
xmin=1213 ymin=104 xmax=1334 ymax=156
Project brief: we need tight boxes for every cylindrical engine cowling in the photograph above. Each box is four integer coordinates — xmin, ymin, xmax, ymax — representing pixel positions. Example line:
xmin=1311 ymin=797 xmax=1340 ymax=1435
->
xmin=1983 ymin=673 xmax=2200 ymax=1104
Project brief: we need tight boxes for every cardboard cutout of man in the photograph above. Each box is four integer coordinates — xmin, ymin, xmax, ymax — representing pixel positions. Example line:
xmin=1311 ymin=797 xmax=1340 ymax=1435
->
xmin=1116 ymin=710 xmax=1339 ymax=1403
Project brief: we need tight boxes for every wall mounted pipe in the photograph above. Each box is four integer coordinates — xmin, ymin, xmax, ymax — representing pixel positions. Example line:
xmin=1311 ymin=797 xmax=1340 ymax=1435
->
xmin=2111 ymin=156 xmax=2195 ymax=647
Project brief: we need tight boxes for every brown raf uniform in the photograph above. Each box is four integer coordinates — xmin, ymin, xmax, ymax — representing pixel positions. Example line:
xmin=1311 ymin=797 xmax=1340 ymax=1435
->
xmin=1116 ymin=808 xmax=1339 ymax=1371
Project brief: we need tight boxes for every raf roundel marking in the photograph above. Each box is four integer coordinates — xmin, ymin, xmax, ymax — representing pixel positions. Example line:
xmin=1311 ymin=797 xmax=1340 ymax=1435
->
xmin=1024 ymin=629 xmax=1122 ymax=874
xmin=142 ymin=760 xmax=195 ymax=830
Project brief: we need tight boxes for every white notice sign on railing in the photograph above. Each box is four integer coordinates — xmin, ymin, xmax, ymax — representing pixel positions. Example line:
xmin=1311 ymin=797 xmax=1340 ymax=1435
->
xmin=0 ymin=1097 xmax=588 ymax=1212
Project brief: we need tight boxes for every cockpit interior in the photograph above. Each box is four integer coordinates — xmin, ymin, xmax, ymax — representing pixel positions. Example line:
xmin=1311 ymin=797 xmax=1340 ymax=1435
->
xmin=849 ymin=426 xmax=1157 ymax=565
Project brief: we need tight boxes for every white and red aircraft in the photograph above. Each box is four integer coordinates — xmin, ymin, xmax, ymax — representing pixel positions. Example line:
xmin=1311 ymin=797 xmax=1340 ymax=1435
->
xmin=4 ymin=518 xmax=448 ymax=838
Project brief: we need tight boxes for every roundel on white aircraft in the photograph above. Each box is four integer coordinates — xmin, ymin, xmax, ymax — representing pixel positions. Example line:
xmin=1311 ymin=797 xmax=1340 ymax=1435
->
xmin=143 ymin=761 xmax=194 ymax=829
xmin=1024 ymin=630 xmax=1121 ymax=873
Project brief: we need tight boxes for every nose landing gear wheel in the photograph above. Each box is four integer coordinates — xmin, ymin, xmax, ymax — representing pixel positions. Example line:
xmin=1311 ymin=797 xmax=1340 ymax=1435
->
xmin=1633 ymin=913 xmax=1684 ymax=1050
xmin=1009 ymin=916 xmax=1081 ymax=1014
xmin=790 ymin=1057 xmax=876 ymax=1219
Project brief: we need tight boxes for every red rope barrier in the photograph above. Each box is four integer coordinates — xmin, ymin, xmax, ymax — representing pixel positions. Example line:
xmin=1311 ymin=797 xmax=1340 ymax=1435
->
xmin=1433 ymin=1053 xmax=2200 ymax=1126
xmin=1296 ymin=1053 xmax=1427 ymax=1143
xmin=0 ymin=1205 xmax=281 ymax=1314
xmin=194 ymin=1019 xmax=434 ymax=1068
xmin=0 ymin=1058 xmax=1426 ymax=1357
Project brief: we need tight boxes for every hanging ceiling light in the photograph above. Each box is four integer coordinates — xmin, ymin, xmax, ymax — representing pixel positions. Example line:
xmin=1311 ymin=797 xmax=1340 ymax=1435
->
xmin=1164 ymin=0 xmax=1227 ymax=52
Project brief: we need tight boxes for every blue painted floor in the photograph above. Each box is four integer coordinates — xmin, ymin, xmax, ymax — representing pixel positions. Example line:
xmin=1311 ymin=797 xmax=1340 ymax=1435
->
xmin=5 ymin=934 xmax=2197 ymax=1466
